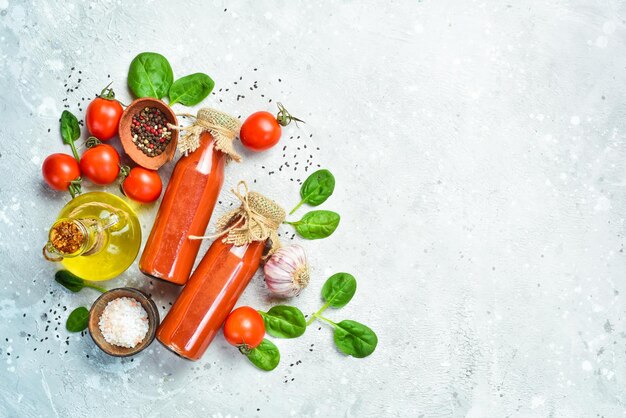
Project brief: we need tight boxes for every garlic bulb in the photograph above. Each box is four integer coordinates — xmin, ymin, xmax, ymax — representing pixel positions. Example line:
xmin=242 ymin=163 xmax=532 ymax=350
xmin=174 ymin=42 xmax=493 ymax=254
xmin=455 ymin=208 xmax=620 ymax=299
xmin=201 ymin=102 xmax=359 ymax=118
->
xmin=264 ymin=244 xmax=310 ymax=298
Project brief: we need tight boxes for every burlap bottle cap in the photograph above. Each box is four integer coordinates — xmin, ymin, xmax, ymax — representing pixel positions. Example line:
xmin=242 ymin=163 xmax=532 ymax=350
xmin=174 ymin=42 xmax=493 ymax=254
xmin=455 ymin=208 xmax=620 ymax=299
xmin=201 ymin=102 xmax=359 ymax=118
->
xmin=170 ymin=108 xmax=242 ymax=162
xmin=190 ymin=181 xmax=286 ymax=255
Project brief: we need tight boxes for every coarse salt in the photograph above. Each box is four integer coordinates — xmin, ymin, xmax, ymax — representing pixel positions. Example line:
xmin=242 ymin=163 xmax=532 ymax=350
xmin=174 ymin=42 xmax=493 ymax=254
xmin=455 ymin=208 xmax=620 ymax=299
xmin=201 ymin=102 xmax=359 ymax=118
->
xmin=98 ymin=297 xmax=149 ymax=348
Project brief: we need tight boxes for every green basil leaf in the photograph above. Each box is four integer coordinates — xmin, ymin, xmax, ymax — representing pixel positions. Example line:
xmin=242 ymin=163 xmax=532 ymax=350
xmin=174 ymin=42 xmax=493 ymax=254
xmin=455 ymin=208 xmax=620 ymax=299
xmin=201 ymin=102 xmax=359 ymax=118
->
xmin=60 ymin=110 xmax=80 ymax=144
xmin=246 ymin=339 xmax=280 ymax=371
xmin=169 ymin=73 xmax=215 ymax=106
xmin=290 ymin=210 xmax=340 ymax=239
xmin=333 ymin=320 xmax=377 ymax=358
xmin=299 ymin=169 xmax=335 ymax=206
xmin=321 ymin=273 xmax=356 ymax=308
xmin=66 ymin=307 xmax=89 ymax=332
xmin=259 ymin=306 xmax=306 ymax=339
xmin=128 ymin=52 xmax=174 ymax=99
xmin=55 ymin=270 xmax=85 ymax=293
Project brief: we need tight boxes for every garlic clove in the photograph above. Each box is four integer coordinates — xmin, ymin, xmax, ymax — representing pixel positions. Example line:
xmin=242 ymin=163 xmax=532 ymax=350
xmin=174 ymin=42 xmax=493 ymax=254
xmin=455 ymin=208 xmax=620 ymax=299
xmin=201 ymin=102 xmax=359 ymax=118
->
xmin=263 ymin=244 xmax=310 ymax=298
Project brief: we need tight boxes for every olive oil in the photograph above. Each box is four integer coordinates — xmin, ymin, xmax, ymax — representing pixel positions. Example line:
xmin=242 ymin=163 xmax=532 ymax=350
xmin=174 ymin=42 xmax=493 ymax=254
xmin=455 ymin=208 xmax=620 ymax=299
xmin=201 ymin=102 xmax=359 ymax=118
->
xmin=44 ymin=192 xmax=141 ymax=281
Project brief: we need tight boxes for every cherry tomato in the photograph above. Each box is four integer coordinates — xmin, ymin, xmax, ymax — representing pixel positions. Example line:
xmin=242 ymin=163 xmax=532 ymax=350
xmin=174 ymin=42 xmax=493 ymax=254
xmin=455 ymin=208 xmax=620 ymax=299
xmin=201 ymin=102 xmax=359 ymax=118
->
xmin=80 ymin=144 xmax=120 ymax=185
xmin=85 ymin=86 xmax=123 ymax=140
xmin=122 ymin=167 xmax=162 ymax=203
xmin=42 ymin=153 xmax=80 ymax=191
xmin=223 ymin=306 xmax=265 ymax=350
xmin=240 ymin=111 xmax=282 ymax=151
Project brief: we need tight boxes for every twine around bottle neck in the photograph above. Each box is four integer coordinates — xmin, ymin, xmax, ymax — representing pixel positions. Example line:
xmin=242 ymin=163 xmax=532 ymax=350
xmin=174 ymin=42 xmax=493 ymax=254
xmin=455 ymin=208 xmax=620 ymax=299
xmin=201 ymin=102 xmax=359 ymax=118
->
xmin=189 ymin=181 xmax=285 ymax=256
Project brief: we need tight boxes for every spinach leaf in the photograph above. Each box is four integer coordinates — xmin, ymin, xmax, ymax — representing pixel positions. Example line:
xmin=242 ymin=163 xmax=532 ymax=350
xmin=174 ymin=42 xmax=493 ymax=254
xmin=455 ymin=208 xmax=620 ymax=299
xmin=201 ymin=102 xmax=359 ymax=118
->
xmin=55 ymin=270 xmax=106 ymax=293
xmin=287 ymin=210 xmax=340 ymax=239
xmin=246 ymin=339 xmax=280 ymax=371
xmin=259 ymin=306 xmax=306 ymax=338
xmin=333 ymin=320 xmax=377 ymax=358
xmin=290 ymin=169 xmax=335 ymax=214
xmin=321 ymin=273 xmax=357 ymax=308
xmin=66 ymin=307 xmax=89 ymax=332
xmin=169 ymin=73 xmax=215 ymax=106
xmin=60 ymin=110 xmax=80 ymax=143
xmin=128 ymin=52 xmax=174 ymax=99
xmin=60 ymin=110 xmax=80 ymax=160
xmin=55 ymin=270 xmax=83 ymax=292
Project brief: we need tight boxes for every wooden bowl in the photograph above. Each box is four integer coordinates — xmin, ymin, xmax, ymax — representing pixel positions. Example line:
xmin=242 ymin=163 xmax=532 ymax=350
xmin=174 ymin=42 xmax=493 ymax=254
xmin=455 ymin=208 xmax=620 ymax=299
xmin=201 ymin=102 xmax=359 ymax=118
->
xmin=88 ymin=288 xmax=159 ymax=357
xmin=119 ymin=98 xmax=178 ymax=170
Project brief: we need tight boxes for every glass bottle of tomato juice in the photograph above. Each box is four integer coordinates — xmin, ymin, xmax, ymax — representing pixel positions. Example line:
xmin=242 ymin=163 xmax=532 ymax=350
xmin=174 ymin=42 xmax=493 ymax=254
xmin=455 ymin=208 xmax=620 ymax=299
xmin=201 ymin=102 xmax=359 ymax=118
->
xmin=140 ymin=131 xmax=226 ymax=285
xmin=157 ymin=187 xmax=285 ymax=360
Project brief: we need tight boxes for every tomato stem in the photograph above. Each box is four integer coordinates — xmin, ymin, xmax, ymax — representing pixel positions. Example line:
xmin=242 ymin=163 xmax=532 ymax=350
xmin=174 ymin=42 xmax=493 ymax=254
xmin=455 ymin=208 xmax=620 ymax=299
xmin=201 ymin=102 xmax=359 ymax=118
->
xmin=119 ymin=165 xmax=131 ymax=178
xmin=118 ymin=165 xmax=130 ymax=197
xmin=238 ymin=344 xmax=252 ymax=356
xmin=99 ymin=82 xmax=116 ymax=100
xmin=276 ymin=103 xmax=305 ymax=127
xmin=85 ymin=136 xmax=101 ymax=148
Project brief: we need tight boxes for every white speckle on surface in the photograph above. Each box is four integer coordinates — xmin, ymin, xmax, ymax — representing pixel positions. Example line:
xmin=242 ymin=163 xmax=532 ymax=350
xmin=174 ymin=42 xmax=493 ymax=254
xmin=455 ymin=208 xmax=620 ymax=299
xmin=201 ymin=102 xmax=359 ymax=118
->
xmin=0 ymin=210 xmax=13 ymax=226
xmin=40 ymin=369 xmax=58 ymax=417
xmin=531 ymin=396 xmax=545 ymax=409
xmin=594 ymin=196 xmax=611 ymax=212
xmin=582 ymin=361 xmax=593 ymax=371
xmin=44 ymin=59 xmax=64 ymax=72
xmin=603 ymin=21 xmax=616 ymax=34
xmin=570 ymin=116 xmax=580 ymax=125
xmin=595 ymin=35 xmax=608 ymax=48
xmin=36 ymin=97 xmax=59 ymax=118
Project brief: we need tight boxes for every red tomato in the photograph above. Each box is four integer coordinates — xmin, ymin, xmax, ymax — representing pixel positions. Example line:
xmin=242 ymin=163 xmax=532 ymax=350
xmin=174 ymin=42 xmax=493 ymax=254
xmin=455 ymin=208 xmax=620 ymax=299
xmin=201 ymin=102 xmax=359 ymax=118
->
xmin=86 ymin=96 xmax=123 ymax=140
xmin=80 ymin=144 xmax=120 ymax=185
xmin=240 ymin=111 xmax=282 ymax=151
xmin=42 ymin=153 xmax=80 ymax=191
xmin=122 ymin=167 xmax=162 ymax=203
xmin=223 ymin=306 xmax=265 ymax=350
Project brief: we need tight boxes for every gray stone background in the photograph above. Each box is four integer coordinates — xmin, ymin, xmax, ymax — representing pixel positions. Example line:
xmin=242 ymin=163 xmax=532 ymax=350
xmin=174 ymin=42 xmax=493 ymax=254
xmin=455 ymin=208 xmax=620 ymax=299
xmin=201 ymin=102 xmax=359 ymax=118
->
xmin=1 ymin=0 xmax=625 ymax=416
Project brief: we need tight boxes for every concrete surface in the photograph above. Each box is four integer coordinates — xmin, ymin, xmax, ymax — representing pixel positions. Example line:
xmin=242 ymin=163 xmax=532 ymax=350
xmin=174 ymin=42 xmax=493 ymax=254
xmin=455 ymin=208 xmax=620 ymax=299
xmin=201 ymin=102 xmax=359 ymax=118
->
xmin=1 ymin=0 xmax=626 ymax=416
